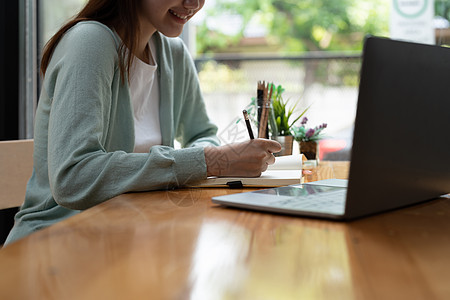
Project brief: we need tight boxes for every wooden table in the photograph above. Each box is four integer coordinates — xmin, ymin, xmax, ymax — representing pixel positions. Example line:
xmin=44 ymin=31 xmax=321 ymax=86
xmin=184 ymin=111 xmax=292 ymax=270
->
xmin=1 ymin=161 xmax=449 ymax=300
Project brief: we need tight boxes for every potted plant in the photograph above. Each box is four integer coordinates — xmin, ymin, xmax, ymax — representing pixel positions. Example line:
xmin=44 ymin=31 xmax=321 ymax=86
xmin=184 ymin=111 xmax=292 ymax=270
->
xmin=270 ymin=84 xmax=308 ymax=156
xmin=291 ymin=117 xmax=327 ymax=160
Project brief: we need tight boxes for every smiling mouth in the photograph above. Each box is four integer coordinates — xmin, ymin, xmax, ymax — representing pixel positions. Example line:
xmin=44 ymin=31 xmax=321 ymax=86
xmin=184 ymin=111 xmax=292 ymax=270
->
xmin=169 ymin=9 xmax=193 ymax=20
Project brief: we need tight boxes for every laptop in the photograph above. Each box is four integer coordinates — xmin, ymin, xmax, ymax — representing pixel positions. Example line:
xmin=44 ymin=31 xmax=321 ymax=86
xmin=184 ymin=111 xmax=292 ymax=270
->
xmin=212 ymin=36 xmax=450 ymax=220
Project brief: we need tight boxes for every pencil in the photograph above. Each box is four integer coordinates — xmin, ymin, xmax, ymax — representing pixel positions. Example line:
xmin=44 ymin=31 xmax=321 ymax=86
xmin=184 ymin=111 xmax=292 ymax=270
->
xmin=257 ymin=81 xmax=264 ymax=136
xmin=242 ymin=110 xmax=255 ymax=139
xmin=258 ymin=82 xmax=273 ymax=138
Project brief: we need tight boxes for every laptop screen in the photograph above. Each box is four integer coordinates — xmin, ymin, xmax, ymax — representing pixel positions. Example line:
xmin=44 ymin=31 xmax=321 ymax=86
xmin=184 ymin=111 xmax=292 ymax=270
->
xmin=345 ymin=36 xmax=450 ymax=219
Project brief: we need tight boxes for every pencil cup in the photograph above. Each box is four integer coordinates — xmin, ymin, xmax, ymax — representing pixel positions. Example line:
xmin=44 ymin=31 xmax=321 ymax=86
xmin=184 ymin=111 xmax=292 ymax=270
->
xmin=273 ymin=135 xmax=294 ymax=157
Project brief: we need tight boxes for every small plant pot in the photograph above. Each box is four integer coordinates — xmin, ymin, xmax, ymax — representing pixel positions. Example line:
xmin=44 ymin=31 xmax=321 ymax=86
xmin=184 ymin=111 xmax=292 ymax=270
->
xmin=272 ymin=135 xmax=294 ymax=156
xmin=299 ymin=141 xmax=319 ymax=161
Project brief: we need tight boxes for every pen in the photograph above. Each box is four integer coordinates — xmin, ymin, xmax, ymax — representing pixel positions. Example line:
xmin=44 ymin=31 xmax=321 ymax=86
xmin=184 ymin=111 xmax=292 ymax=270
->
xmin=242 ymin=110 xmax=255 ymax=139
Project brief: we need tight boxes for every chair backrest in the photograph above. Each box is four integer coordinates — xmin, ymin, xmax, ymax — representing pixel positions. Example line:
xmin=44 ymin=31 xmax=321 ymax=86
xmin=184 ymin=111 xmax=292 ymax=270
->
xmin=0 ymin=140 xmax=34 ymax=210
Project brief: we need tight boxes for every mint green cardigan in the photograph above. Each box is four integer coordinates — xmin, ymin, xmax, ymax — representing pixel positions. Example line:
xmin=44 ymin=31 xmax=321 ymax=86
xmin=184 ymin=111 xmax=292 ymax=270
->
xmin=5 ymin=21 xmax=219 ymax=245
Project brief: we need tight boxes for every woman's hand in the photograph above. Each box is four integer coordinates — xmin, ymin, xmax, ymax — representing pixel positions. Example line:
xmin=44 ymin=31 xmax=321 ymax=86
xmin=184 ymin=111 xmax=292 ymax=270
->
xmin=204 ymin=139 xmax=282 ymax=177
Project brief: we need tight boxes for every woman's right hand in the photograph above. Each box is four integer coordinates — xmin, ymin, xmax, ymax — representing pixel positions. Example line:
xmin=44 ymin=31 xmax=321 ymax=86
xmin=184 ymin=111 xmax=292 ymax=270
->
xmin=204 ymin=139 xmax=282 ymax=177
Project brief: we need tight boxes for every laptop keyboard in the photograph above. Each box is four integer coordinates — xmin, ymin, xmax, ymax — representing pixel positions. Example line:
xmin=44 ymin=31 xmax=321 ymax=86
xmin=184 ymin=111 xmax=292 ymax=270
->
xmin=271 ymin=189 xmax=346 ymax=215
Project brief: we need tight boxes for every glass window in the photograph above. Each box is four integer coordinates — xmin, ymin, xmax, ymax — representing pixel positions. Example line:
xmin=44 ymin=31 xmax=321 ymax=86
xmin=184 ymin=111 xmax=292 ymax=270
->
xmin=34 ymin=0 xmax=450 ymax=159
xmin=38 ymin=0 xmax=87 ymax=57
xmin=193 ymin=0 xmax=449 ymax=160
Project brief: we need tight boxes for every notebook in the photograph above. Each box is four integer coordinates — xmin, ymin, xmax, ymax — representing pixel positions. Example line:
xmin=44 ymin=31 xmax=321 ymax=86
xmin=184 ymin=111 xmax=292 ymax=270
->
xmin=212 ymin=36 xmax=450 ymax=220
xmin=192 ymin=154 xmax=303 ymax=188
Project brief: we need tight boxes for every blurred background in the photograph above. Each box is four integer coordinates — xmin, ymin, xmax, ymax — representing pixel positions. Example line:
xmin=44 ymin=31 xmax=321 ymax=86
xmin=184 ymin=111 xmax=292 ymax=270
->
xmin=2 ymin=0 xmax=449 ymax=159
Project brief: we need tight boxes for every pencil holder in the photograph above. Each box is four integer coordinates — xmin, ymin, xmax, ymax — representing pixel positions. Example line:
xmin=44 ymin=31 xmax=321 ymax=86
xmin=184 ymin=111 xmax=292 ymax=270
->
xmin=273 ymin=135 xmax=294 ymax=157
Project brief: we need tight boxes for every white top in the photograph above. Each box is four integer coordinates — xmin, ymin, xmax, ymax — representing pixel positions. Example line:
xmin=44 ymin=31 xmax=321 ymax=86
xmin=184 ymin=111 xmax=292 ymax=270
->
xmin=129 ymin=38 xmax=162 ymax=153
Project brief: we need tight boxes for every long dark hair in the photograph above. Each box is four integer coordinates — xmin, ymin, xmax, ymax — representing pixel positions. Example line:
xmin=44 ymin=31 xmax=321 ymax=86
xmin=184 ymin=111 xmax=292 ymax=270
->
xmin=40 ymin=0 xmax=141 ymax=82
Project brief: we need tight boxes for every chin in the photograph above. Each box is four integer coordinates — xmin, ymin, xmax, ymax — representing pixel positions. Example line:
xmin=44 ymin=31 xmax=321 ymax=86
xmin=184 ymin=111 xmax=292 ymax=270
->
xmin=163 ymin=32 xmax=183 ymax=38
xmin=159 ymin=28 xmax=184 ymax=38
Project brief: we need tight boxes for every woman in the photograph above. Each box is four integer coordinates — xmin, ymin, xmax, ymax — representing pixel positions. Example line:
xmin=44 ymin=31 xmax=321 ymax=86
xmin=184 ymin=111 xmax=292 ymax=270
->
xmin=5 ymin=0 xmax=281 ymax=245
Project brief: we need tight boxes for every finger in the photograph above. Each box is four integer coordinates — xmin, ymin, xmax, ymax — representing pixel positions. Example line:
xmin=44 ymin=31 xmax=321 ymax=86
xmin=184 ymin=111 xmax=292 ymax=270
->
xmin=264 ymin=139 xmax=282 ymax=153
xmin=252 ymin=139 xmax=282 ymax=153
xmin=261 ymin=162 xmax=268 ymax=173
xmin=266 ymin=153 xmax=276 ymax=165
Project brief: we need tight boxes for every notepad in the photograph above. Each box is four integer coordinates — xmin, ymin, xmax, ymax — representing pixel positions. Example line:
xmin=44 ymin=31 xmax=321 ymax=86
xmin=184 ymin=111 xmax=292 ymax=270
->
xmin=191 ymin=154 xmax=304 ymax=188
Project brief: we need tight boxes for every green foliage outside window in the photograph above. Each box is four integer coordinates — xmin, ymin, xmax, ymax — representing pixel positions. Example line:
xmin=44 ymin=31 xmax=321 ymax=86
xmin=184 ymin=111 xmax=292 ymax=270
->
xmin=435 ymin=0 xmax=450 ymax=21
xmin=196 ymin=0 xmax=390 ymax=54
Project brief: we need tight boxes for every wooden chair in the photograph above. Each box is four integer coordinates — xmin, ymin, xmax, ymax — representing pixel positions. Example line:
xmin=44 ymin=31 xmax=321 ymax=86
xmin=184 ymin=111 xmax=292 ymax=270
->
xmin=0 ymin=139 xmax=34 ymax=244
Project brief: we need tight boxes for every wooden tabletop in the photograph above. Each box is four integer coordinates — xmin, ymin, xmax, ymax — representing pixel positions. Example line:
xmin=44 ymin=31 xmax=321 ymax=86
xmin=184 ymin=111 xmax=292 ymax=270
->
xmin=1 ymin=161 xmax=449 ymax=300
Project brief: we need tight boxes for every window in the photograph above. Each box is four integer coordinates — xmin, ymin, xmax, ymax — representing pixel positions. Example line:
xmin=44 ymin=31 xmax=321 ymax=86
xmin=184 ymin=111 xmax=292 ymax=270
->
xmin=192 ymin=0 xmax=449 ymax=159
xmin=27 ymin=0 xmax=449 ymax=158
xmin=192 ymin=0 xmax=392 ymax=159
xmin=39 ymin=0 xmax=87 ymax=50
